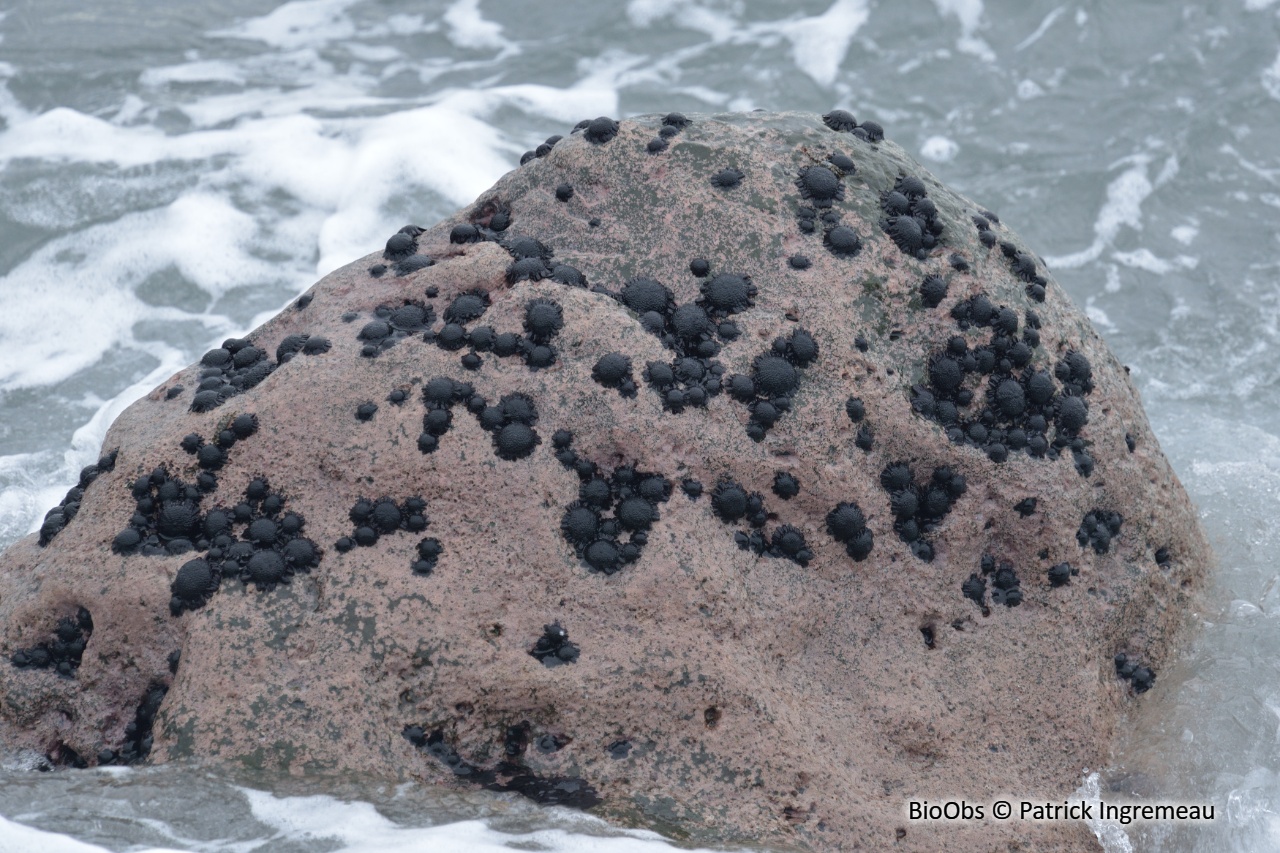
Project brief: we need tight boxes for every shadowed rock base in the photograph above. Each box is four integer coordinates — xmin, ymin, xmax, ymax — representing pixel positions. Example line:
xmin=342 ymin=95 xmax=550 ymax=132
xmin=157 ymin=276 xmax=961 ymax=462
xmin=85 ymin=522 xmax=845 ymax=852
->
xmin=0 ymin=110 xmax=1210 ymax=852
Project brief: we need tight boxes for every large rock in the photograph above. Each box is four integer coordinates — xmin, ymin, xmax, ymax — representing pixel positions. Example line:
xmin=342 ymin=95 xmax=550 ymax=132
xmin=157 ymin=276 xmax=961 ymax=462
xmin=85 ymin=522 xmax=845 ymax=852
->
xmin=0 ymin=111 xmax=1209 ymax=851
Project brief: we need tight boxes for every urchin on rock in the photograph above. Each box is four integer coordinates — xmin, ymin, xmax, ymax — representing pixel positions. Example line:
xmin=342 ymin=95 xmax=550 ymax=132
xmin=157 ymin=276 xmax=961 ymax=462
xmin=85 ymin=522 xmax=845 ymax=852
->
xmin=0 ymin=110 xmax=1209 ymax=853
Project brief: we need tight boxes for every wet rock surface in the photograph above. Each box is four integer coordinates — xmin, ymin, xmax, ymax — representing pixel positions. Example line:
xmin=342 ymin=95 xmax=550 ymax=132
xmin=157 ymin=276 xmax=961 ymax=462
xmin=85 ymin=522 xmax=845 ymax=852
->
xmin=0 ymin=111 xmax=1210 ymax=852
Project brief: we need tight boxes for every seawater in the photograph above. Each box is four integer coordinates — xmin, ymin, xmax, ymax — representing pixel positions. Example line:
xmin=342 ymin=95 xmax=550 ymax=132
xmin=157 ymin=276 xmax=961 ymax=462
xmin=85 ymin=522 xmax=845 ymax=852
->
xmin=3 ymin=0 xmax=1280 ymax=850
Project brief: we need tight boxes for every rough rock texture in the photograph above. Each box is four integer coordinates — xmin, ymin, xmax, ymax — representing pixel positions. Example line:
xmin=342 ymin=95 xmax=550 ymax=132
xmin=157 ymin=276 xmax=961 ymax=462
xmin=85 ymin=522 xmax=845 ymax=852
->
xmin=0 ymin=111 xmax=1210 ymax=852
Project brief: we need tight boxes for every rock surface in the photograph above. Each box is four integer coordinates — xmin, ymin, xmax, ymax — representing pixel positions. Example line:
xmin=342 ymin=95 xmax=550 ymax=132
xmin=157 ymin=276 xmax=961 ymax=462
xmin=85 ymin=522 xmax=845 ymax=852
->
xmin=0 ymin=111 xmax=1210 ymax=851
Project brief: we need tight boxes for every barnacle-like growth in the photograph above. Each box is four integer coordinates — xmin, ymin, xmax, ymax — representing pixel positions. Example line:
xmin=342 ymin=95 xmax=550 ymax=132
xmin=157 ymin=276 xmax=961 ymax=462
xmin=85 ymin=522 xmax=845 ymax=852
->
xmin=825 ymin=501 xmax=873 ymax=561
xmin=823 ymin=225 xmax=862 ymax=257
xmin=553 ymin=434 xmax=670 ymax=574
xmin=1078 ymin=510 xmax=1123 ymax=554
xmin=337 ymin=496 xmax=434 ymax=575
xmin=9 ymin=608 xmax=93 ymax=678
xmin=699 ymin=273 xmax=756 ymax=315
xmin=591 ymin=352 xmax=637 ymax=397
xmin=710 ymin=167 xmax=744 ymax=189
xmin=877 ymin=463 xmax=966 ymax=562
xmin=879 ymin=175 xmax=943 ymax=259
xmin=722 ymin=328 xmax=817 ymax=439
xmin=530 ymin=623 xmax=580 ymax=667
xmin=444 ymin=290 xmax=490 ymax=324
xmin=912 ymin=297 xmax=1094 ymax=472
xmin=582 ymin=116 xmax=619 ymax=144
xmin=821 ymin=109 xmax=858 ymax=132
xmin=39 ymin=449 xmax=117 ymax=546
xmin=1114 ymin=652 xmax=1156 ymax=694
xmin=169 ymin=558 xmax=220 ymax=616
xmin=796 ymin=165 xmax=843 ymax=206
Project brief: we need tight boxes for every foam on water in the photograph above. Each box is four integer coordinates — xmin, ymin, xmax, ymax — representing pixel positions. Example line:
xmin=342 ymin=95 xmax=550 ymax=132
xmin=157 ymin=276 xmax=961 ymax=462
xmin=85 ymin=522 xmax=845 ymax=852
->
xmin=1043 ymin=155 xmax=1156 ymax=269
xmin=0 ymin=764 xmax=758 ymax=853
xmin=1013 ymin=5 xmax=1066 ymax=53
xmin=625 ymin=0 xmax=870 ymax=88
xmin=920 ymin=134 xmax=959 ymax=162
xmin=0 ymin=817 xmax=115 ymax=853
xmin=442 ymin=0 xmax=516 ymax=54
xmin=931 ymin=0 xmax=995 ymax=62
xmin=239 ymin=787 xmax=743 ymax=852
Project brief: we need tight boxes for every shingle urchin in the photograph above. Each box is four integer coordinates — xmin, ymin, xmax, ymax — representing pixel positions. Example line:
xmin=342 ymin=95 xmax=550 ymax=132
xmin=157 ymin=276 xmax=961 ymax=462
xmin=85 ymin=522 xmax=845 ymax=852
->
xmin=699 ymin=273 xmax=756 ymax=315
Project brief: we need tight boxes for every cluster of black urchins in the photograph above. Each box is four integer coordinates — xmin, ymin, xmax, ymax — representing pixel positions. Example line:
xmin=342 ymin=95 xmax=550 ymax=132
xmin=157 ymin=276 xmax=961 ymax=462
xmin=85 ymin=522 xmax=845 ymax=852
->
xmin=501 ymin=233 xmax=554 ymax=285
xmin=193 ymin=334 xmax=326 ymax=412
xmin=704 ymin=477 xmax=814 ymax=567
xmin=96 ymin=682 xmax=168 ymax=766
xmin=414 ymin=375 xmax=542 ymax=463
xmin=38 ymin=449 xmax=117 ymax=546
xmin=113 ymin=465 xmax=217 ymax=557
xmin=880 ymin=174 xmax=943 ymax=259
xmin=912 ymin=298 xmax=1097 ymax=472
xmin=613 ymin=271 xmax=746 ymax=412
xmin=644 ymin=111 xmax=690 ymax=154
xmin=356 ymin=300 xmax=436 ymax=357
xmin=369 ymin=224 xmax=434 ymax=278
xmin=519 ymin=130 xmax=565 ymax=166
xmin=878 ymin=462 xmax=966 ymax=562
xmin=821 ymin=108 xmax=884 ymax=142
xmin=9 ymin=608 xmax=93 ymax=677
xmin=971 ymin=212 xmax=1050 ymax=303
xmin=962 ymin=555 xmax=1023 ymax=612
xmin=1114 ymin=652 xmax=1156 ymax=693
xmin=825 ymin=500 xmax=874 ymax=562
xmin=113 ymin=414 xmax=260 ymax=561
xmin=726 ymin=328 xmax=820 ymax=441
xmin=188 ymin=476 xmax=322 ymax=598
xmin=428 ymin=283 xmax=574 ymax=374
xmin=529 ymin=622 xmax=580 ymax=668
xmin=1078 ymin=509 xmax=1123 ymax=554
xmin=554 ymin=430 xmax=672 ymax=574
xmin=450 ymin=225 xmax=588 ymax=291
xmin=792 ymin=147 xmax=861 ymax=258
xmin=335 ymin=495 xmax=441 ymax=576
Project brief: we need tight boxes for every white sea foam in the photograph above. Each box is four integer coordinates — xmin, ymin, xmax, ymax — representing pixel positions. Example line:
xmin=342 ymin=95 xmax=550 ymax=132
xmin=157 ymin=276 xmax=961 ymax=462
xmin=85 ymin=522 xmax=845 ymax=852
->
xmin=139 ymin=60 xmax=248 ymax=87
xmin=1085 ymin=297 xmax=1115 ymax=332
xmin=0 ymin=193 xmax=278 ymax=392
xmin=1073 ymin=773 xmax=1135 ymax=853
xmin=0 ymin=784 xmax=758 ymax=853
xmin=1043 ymin=155 xmax=1155 ymax=269
xmin=210 ymin=0 xmax=362 ymax=50
xmin=1016 ymin=78 xmax=1045 ymax=99
xmin=239 ymin=787 xmax=737 ymax=852
xmin=920 ymin=135 xmax=958 ymax=162
xmin=625 ymin=0 xmax=736 ymax=40
xmin=773 ymin=0 xmax=870 ymax=87
xmin=443 ymin=0 xmax=515 ymax=54
xmin=626 ymin=0 xmax=869 ymax=87
xmin=1014 ymin=5 xmax=1066 ymax=51
xmin=1111 ymin=248 xmax=1198 ymax=274
xmin=0 ymin=817 xmax=128 ymax=853
xmin=932 ymin=0 xmax=996 ymax=62
xmin=1264 ymin=51 xmax=1280 ymax=101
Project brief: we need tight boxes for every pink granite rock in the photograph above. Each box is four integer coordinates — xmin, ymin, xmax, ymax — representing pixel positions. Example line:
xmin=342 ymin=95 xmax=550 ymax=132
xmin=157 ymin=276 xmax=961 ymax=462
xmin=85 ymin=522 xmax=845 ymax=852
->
xmin=0 ymin=111 xmax=1210 ymax=852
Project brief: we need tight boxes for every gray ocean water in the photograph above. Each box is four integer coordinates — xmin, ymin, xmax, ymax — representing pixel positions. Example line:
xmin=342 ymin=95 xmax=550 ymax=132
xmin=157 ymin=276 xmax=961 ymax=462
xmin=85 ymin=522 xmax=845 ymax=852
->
xmin=2 ymin=0 xmax=1280 ymax=850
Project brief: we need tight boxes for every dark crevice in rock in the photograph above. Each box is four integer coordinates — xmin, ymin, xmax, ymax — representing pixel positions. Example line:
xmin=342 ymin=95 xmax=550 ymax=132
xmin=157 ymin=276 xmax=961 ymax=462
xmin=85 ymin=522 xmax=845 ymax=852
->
xmin=98 ymin=682 xmax=168 ymax=765
xmin=403 ymin=726 xmax=601 ymax=809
